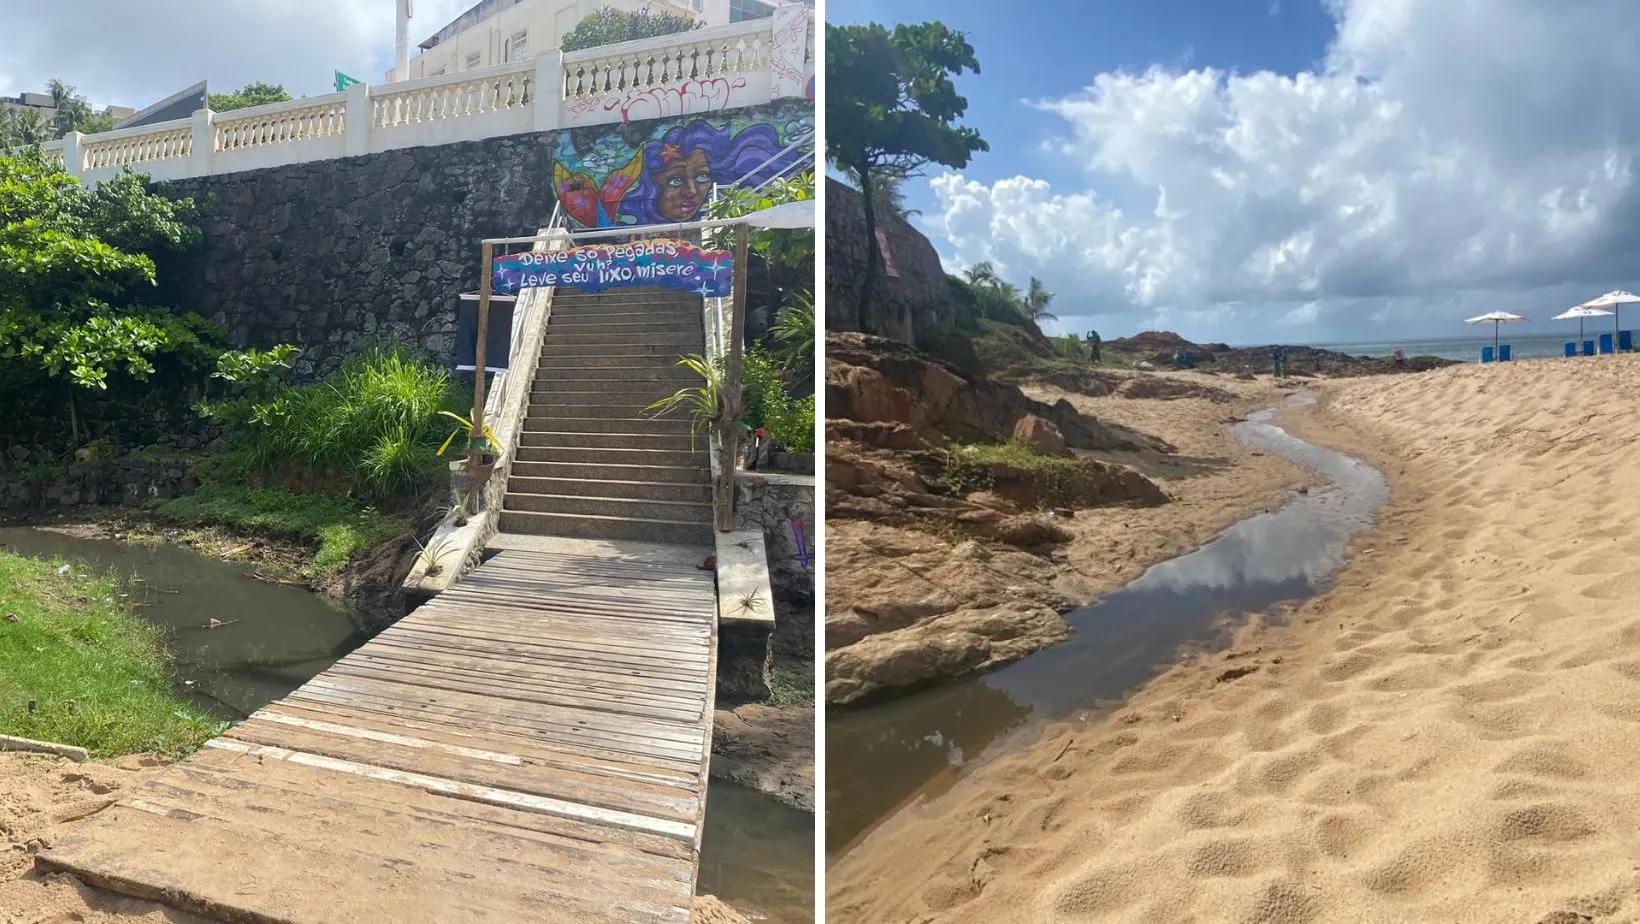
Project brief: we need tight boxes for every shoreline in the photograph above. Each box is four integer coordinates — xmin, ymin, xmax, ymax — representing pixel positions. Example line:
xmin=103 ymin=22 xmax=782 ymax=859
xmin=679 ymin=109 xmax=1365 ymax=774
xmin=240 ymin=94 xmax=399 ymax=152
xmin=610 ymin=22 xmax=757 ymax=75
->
xmin=827 ymin=372 xmax=1317 ymax=708
xmin=831 ymin=356 xmax=1640 ymax=922
xmin=827 ymin=384 xmax=1420 ymax=918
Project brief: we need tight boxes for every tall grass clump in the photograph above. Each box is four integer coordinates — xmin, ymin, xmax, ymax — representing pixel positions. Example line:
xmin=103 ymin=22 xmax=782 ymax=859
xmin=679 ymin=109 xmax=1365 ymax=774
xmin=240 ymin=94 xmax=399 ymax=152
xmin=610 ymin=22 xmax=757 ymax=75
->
xmin=205 ymin=344 xmax=454 ymax=498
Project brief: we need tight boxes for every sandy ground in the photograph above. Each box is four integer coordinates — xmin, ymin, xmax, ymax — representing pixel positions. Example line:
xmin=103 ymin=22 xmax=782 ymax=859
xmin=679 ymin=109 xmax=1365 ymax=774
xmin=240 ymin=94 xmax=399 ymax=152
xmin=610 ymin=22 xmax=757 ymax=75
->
xmin=827 ymin=370 xmax=1312 ymax=703
xmin=0 ymin=752 xmax=209 ymax=924
xmin=828 ymin=354 xmax=1640 ymax=923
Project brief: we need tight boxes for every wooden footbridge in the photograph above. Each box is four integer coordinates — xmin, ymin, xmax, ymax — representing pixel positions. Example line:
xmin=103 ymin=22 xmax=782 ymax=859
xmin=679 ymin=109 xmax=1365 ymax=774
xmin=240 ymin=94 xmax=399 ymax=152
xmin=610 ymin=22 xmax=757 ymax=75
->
xmin=39 ymin=539 xmax=718 ymax=923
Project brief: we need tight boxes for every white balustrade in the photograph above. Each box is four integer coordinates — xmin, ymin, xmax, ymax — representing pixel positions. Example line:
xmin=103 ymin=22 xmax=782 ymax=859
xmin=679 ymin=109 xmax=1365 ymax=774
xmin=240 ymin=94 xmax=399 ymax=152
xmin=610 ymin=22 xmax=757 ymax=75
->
xmin=562 ymin=21 xmax=771 ymax=100
xmin=24 ymin=10 xmax=810 ymax=186
xmin=215 ymin=95 xmax=347 ymax=153
xmin=81 ymin=119 xmax=192 ymax=172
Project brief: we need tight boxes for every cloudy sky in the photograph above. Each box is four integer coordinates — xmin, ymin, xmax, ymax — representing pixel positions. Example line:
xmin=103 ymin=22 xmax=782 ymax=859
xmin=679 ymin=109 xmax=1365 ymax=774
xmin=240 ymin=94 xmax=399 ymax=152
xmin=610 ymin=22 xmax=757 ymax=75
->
xmin=830 ymin=0 xmax=1640 ymax=345
xmin=0 ymin=0 xmax=478 ymax=108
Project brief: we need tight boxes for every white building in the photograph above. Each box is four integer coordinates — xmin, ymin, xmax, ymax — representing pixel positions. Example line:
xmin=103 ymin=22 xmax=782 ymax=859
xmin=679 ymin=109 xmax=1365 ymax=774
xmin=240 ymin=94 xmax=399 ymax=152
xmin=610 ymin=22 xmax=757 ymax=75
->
xmin=387 ymin=0 xmax=802 ymax=82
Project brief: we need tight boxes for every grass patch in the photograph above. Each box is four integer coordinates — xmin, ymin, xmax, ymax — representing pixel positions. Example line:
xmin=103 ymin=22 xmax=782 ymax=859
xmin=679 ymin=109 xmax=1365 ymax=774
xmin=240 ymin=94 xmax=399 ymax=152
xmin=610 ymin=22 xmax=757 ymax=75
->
xmin=0 ymin=551 xmax=225 ymax=757
xmin=767 ymin=664 xmax=814 ymax=709
xmin=946 ymin=440 xmax=1081 ymax=474
xmin=153 ymin=481 xmax=407 ymax=576
xmin=942 ymin=440 xmax=1117 ymax=510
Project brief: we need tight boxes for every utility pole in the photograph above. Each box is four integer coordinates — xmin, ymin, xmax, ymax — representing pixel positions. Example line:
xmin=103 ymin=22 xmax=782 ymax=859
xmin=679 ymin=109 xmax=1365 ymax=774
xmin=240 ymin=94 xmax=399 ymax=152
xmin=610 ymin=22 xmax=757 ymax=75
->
xmin=394 ymin=0 xmax=412 ymax=82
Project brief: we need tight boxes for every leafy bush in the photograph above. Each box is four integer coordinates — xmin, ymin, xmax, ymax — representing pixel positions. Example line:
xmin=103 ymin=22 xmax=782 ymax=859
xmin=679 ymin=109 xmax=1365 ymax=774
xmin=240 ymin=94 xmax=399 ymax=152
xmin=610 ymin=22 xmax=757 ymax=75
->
xmin=562 ymin=7 xmax=700 ymax=52
xmin=205 ymin=344 xmax=453 ymax=497
xmin=766 ymin=393 xmax=815 ymax=453
xmin=771 ymin=289 xmax=814 ymax=373
xmin=0 ymin=150 xmax=213 ymax=391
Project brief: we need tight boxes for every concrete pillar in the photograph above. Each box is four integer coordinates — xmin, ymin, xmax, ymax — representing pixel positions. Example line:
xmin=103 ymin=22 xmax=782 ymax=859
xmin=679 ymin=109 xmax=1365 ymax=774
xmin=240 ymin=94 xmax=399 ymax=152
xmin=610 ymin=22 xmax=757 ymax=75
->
xmin=345 ymin=82 xmax=372 ymax=157
xmin=533 ymin=50 xmax=563 ymax=133
xmin=188 ymin=110 xmax=213 ymax=177
xmin=59 ymin=131 xmax=85 ymax=179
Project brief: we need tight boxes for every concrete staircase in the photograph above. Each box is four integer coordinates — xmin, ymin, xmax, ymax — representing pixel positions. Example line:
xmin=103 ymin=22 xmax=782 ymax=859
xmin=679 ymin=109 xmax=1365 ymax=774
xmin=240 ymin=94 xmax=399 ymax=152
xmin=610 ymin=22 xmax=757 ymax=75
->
xmin=499 ymin=287 xmax=714 ymax=545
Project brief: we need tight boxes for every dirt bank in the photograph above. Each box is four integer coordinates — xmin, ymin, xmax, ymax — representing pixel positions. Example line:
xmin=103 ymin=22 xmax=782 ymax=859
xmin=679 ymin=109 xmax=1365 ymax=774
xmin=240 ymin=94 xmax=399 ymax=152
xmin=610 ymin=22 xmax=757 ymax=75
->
xmin=830 ymin=355 xmax=1640 ymax=923
xmin=826 ymin=352 xmax=1313 ymax=705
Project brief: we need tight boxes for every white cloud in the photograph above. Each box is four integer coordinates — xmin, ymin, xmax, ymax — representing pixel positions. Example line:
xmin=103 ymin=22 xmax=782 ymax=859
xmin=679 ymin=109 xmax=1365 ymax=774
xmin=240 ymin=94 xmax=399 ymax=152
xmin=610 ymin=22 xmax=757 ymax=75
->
xmin=0 ymin=1 xmax=476 ymax=109
xmin=927 ymin=0 xmax=1640 ymax=340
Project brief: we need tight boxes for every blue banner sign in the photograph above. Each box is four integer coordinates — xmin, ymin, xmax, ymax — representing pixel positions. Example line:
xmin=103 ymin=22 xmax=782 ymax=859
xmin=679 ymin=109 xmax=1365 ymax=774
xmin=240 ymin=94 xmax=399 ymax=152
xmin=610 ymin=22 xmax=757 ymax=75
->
xmin=491 ymin=237 xmax=733 ymax=298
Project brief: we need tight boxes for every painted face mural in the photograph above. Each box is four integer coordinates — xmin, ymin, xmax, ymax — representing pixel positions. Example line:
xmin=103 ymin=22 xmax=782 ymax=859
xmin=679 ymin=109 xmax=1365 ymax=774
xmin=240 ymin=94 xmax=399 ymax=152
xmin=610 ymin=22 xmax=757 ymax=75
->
xmin=552 ymin=106 xmax=814 ymax=230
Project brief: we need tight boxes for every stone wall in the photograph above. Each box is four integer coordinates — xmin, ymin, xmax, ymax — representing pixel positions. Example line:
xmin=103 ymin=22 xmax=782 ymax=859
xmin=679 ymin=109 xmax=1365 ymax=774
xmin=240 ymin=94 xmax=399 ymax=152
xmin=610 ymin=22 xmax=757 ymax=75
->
xmin=0 ymin=456 xmax=196 ymax=510
xmin=824 ymin=177 xmax=955 ymax=346
xmin=157 ymin=100 xmax=815 ymax=380
xmin=733 ymin=471 xmax=815 ymax=600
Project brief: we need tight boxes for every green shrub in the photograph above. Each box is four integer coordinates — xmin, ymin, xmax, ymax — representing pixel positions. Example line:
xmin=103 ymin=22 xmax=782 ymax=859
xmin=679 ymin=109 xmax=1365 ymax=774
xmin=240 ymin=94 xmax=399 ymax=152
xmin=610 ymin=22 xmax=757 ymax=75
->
xmin=767 ymin=393 xmax=815 ymax=453
xmin=209 ymin=343 xmax=453 ymax=497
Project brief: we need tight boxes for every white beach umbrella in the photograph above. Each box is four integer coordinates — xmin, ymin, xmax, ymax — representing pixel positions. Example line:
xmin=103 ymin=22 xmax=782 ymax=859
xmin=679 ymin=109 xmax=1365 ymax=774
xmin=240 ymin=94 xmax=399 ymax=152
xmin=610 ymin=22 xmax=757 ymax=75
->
xmin=1577 ymin=290 xmax=1640 ymax=339
xmin=1464 ymin=311 xmax=1527 ymax=354
xmin=1552 ymin=304 xmax=1614 ymax=342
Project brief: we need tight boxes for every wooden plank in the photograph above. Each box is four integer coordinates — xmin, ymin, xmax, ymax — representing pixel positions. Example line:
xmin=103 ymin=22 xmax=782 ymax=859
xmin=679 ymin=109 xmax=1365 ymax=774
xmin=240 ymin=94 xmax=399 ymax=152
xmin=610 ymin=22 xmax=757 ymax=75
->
xmin=35 ymin=539 xmax=720 ymax=923
xmin=202 ymin=739 xmax=698 ymax=841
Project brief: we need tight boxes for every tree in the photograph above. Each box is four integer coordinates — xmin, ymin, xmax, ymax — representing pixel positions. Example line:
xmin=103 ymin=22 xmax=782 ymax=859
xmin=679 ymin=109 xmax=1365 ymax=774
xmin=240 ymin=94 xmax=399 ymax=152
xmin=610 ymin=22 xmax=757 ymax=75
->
xmin=962 ymin=261 xmax=1001 ymax=288
xmin=562 ymin=7 xmax=700 ymax=52
xmin=209 ymin=82 xmax=292 ymax=113
xmin=0 ymin=107 xmax=53 ymax=148
xmin=47 ymin=80 xmax=93 ymax=139
xmin=827 ymin=21 xmax=987 ymax=328
xmin=868 ymin=171 xmax=919 ymax=219
xmin=1025 ymin=276 xmax=1057 ymax=323
xmin=0 ymin=149 xmax=213 ymax=400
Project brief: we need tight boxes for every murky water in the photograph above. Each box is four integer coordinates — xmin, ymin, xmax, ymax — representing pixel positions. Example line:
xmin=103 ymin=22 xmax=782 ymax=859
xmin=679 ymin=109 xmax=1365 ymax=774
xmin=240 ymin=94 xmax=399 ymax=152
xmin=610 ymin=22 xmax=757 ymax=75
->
xmin=0 ymin=526 xmax=369 ymax=718
xmin=826 ymin=395 xmax=1390 ymax=856
xmin=698 ymin=780 xmax=815 ymax=923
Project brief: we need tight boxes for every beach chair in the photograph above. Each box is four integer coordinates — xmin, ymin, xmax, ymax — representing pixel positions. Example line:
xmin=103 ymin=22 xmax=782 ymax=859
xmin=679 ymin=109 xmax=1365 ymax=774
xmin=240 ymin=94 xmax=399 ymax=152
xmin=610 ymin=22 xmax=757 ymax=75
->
xmin=1566 ymin=342 xmax=1578 ymax=357
xmin=1499 ymin=344 xmax=1512 ymax=362
xmin=1622 ymin=331 xmax=1634 ymax=352
xmin=1481 ymin=346 xmax=1494 ymax=363
xmin=1584 ymin=340 xmax=1596 ymax=356
xmin=1600 ymin=333 xmax=1614 ymax=354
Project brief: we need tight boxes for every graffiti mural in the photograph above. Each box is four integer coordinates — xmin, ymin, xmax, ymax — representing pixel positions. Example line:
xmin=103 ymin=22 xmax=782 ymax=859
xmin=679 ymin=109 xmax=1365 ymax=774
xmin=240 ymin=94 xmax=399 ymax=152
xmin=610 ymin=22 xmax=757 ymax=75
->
xmin=552 ymin=104 xmax=814 ymax=230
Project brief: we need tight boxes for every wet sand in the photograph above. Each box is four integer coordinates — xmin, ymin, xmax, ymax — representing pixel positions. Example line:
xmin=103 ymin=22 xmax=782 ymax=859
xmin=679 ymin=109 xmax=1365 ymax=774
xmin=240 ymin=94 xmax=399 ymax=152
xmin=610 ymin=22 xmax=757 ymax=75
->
xmin=829 ymin=356 xmax=1640 ymax=923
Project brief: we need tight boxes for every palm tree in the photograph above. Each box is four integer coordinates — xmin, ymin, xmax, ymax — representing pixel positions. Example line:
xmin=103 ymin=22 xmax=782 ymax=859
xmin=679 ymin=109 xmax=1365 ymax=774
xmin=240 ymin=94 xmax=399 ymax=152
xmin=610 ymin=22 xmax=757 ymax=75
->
xmin=47 ymin=79 xmax=92 ymax=139
xmin=868 ymin=172 xmax=920 ymax=219
xmin=963 ymin=261 xmax=1002 ymax=288
xmin=0 ymin=107 xmax=53 ymax=148
xmin=1025 ymin=276 xmax=1057 ymax=323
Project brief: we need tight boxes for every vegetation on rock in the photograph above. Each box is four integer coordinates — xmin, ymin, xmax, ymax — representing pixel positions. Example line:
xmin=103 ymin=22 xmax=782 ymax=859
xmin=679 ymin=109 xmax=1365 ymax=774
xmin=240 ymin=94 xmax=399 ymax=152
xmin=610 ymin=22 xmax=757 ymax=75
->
xmin=562 ymin=7 xmax=699 ymax=52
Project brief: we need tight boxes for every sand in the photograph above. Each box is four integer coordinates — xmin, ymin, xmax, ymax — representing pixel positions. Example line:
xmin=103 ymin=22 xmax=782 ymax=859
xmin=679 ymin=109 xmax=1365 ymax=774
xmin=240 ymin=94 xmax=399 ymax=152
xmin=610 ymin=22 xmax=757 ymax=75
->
xmin=827 ymin=355 xmax=1640 ymax=923
xmin=0 ymin=752 xmax=209 ymax=923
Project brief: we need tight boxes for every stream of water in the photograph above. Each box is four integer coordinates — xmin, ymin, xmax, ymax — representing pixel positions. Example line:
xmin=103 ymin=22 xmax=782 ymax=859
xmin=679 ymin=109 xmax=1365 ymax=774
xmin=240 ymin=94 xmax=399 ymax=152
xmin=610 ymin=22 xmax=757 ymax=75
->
xmin=0 ymin=526 xmax=814 ymax=921
xmin=826 ymin=395 xmax=1390 ymax=857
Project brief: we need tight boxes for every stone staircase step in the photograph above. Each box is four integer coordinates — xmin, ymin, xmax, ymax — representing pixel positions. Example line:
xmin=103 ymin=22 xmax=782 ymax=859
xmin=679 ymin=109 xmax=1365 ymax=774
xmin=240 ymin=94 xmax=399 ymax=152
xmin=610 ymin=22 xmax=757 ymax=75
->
xmin=539 ymin=343 xmax=694 ymax=358
xmin=542 ymin=330 xmax=701 ymax=346
xmin=498 ymin=510 xmax=714 ymax=545
xmin=528 ymin=402 xmax=674 ymax=419
xmin=549 ymin=309 xmax=700 ymax=322
xmin=514 ymin=446 xmax=704 ymax=467
xmin=530 ymin=383 xmax=684 ymax=402
xmin=544 ymin=355 xmax=699 ymax=371
xmin=504 ymin=491 xmax=712 ymax=522
xmin=523 ymin=416 xmax=691 ymax=434
xmin=506 ymin=476 xmax=711 ymax=502
xmin=520 ymin=430 xmax=696 ymax=451
xmin=547 ymin=318 xmax=701 ymax=332
xmin=510 ymin=460 xmax=710 ymax=484
xmin=535 ymin=368 xmax=699 ymax=384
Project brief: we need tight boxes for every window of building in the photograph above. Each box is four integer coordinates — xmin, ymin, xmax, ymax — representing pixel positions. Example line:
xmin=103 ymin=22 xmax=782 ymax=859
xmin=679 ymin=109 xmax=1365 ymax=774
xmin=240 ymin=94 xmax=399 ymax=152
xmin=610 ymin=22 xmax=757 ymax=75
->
xmin=504 ymin=31 xmax=528 ymax=63
xmin=729 ymin=0 xmax=773 ymax=22
xmin=465 ymin=51 xmax=482 ymax=69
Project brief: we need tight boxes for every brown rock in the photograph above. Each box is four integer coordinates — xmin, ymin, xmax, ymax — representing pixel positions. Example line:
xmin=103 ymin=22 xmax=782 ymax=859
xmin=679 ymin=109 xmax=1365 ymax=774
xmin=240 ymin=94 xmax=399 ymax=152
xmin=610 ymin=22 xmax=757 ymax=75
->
xmin=1012 ymin=414 xmax=1071 ymax=458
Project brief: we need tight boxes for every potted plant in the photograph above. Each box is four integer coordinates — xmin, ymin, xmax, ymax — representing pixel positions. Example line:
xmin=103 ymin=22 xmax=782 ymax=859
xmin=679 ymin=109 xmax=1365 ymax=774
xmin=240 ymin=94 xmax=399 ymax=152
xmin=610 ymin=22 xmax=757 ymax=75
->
xmin=437 ymin=410 xmax=500 ymax=500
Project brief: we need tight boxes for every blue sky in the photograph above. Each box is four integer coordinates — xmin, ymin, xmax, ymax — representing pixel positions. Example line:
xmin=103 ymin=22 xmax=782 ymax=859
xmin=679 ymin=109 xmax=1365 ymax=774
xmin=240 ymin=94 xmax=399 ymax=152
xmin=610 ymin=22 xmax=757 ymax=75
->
xmin=829 ymin=0 xmax=1640 ymax=345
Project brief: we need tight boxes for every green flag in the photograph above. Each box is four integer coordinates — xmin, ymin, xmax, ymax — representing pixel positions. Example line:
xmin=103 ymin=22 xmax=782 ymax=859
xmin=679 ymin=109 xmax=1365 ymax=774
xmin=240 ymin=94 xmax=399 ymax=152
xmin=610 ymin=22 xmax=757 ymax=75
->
xmin=334 ymin=71 xmax=360 ymax=92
